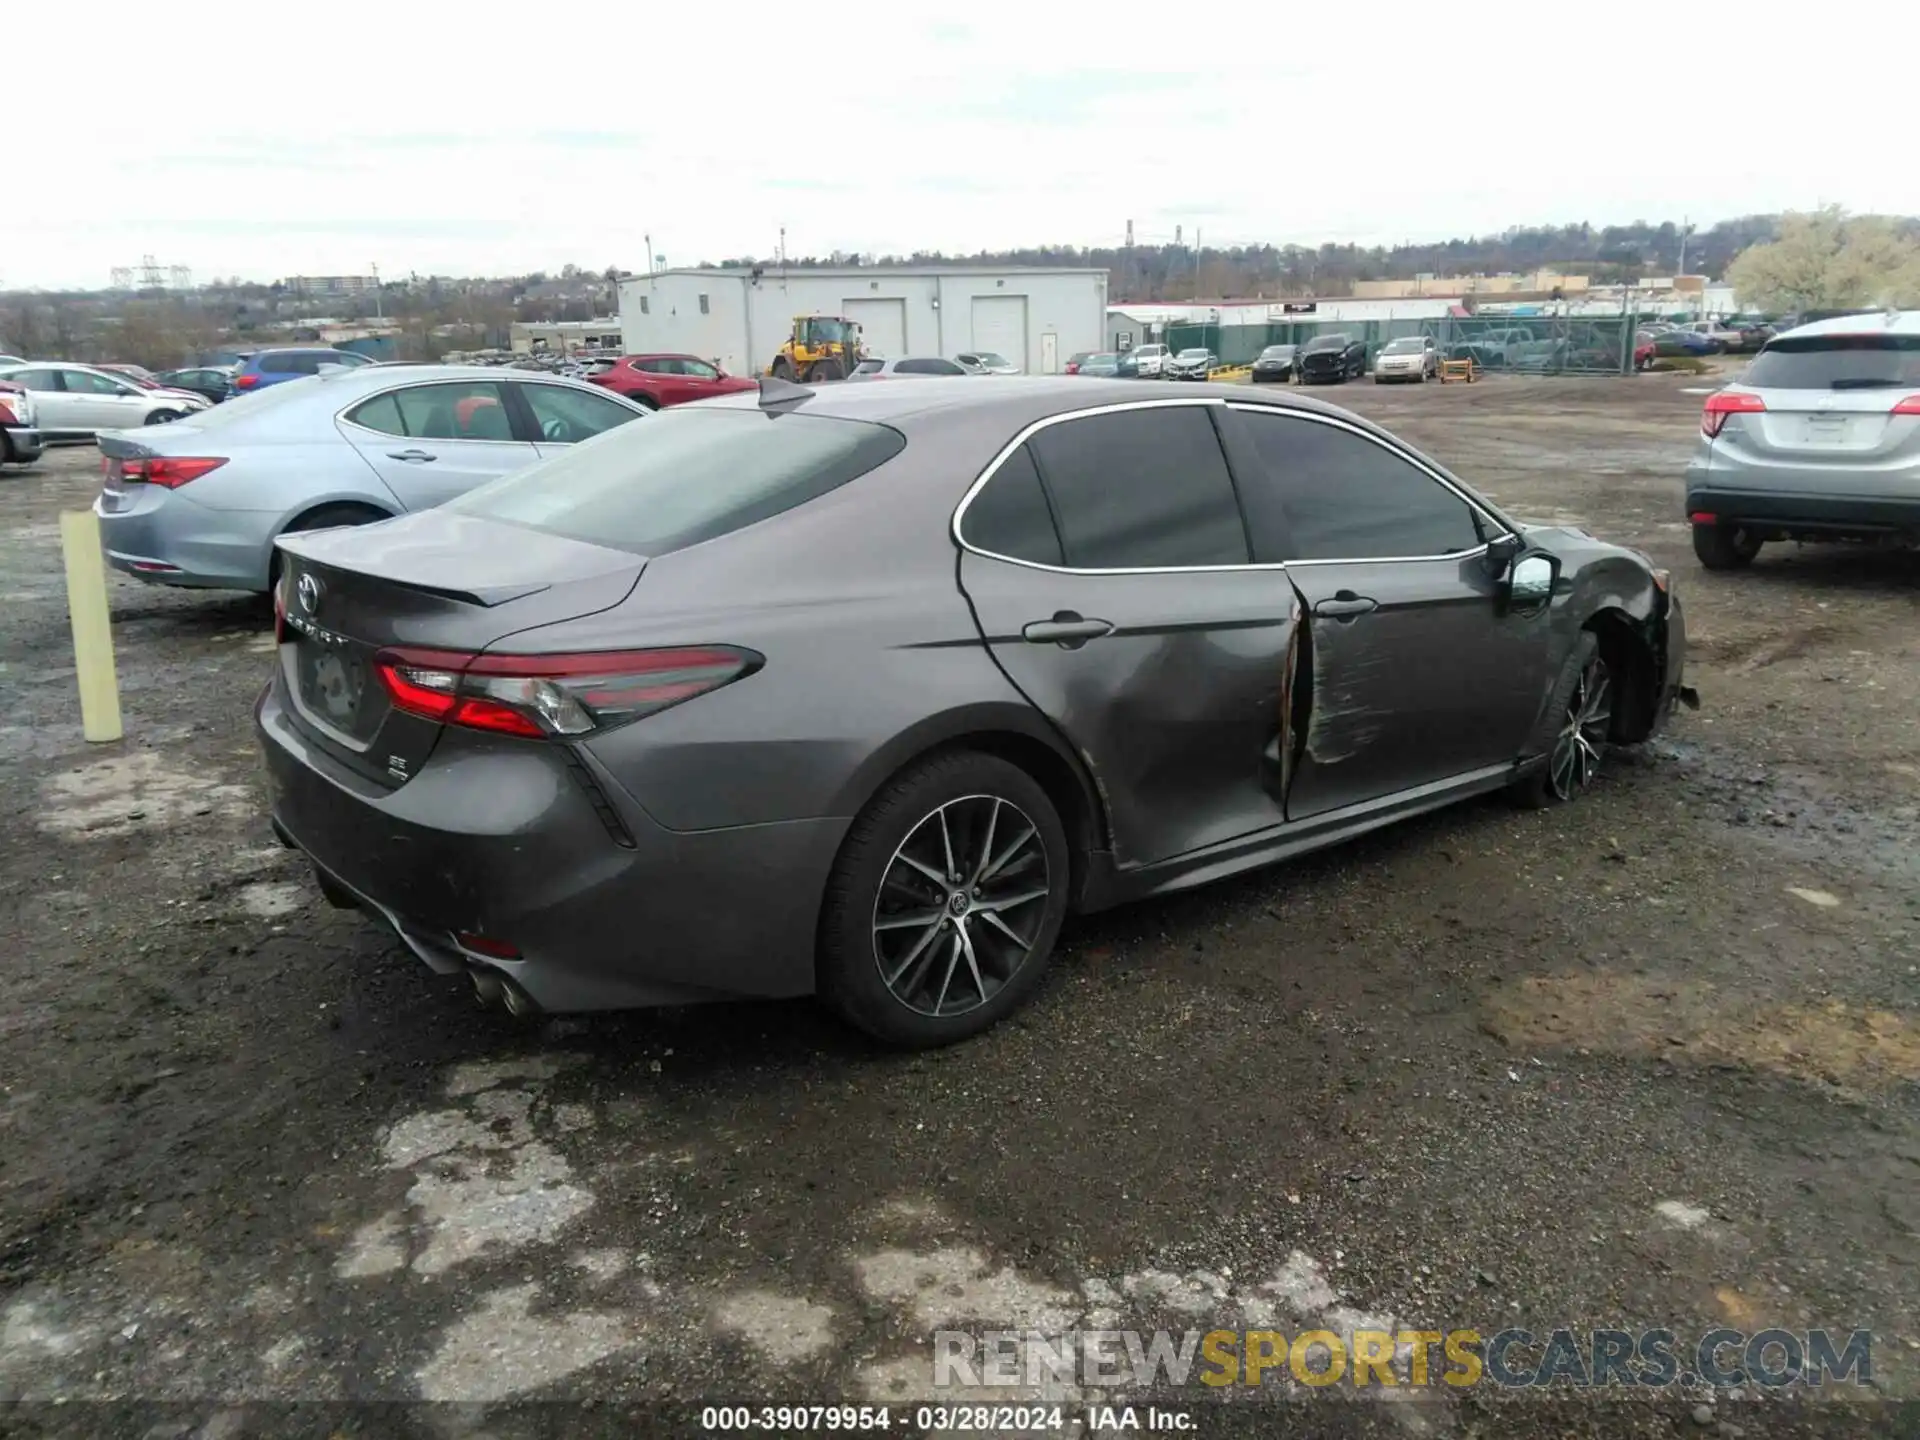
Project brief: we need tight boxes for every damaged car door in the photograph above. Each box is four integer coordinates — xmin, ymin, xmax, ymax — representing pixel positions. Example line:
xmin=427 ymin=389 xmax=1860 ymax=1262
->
xmin=1223 ymin=403 xmax=1555 ymax=819
xmin=956 ymin=400 xmax=1299 ymax=868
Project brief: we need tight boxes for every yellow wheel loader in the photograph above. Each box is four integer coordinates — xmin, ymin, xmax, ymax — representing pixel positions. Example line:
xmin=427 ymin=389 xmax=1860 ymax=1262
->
xmin=769 ymin=315 xmax=866 ymax=383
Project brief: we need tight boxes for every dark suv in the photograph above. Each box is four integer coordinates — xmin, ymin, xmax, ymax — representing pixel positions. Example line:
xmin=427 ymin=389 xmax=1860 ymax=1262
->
xmin=232 ymin=348 xmax=376 ymax=394
xmin=1296 ymin=334 xmax=1368 ymax=384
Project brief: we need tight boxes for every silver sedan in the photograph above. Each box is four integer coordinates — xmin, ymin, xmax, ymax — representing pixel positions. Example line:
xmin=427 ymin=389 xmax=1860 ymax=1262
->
xmin=93 ymin=364 xmax=652 ymax=593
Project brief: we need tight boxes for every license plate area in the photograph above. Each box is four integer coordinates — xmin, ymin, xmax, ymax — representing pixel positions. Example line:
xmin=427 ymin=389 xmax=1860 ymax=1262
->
xmin=296 ymin=634 xmax=372 ymax=734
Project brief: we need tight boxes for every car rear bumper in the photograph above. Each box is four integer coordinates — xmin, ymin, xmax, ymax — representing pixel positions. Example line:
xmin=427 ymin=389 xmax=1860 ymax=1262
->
xmin=1684 ymin=479 xmax=1920 ymax=539
xmin=3 ymin=426 xmax=43 ymax=462
xmin=1249 ymin=366 xmax=1292 ymax=382
xmin=95 ymin=487 xmax=277 ymax=590
xmin=255 ymin=679 xmax=845 ymax=1012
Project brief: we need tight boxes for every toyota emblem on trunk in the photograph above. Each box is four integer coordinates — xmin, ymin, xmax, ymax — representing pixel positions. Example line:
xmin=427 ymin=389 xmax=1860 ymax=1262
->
xmin=296 ymin=572 xmax=323 ymax=616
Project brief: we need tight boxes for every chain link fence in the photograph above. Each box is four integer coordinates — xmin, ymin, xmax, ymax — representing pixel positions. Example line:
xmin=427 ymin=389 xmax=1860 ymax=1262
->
xmin=1163 ymin=315 xmax=1640 ymax=375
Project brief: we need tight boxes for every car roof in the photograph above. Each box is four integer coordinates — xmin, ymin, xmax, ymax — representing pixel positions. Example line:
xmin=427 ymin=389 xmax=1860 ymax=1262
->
xmin=245 ymin=363 xmax=614 ymax=394
xmin=1768 ymin=310 xmax=1920 ymax=341
xmin=704 ymin=374 xmax=1373 ymax=427
xmin=620 ymin=352 xmax=707 ymax=361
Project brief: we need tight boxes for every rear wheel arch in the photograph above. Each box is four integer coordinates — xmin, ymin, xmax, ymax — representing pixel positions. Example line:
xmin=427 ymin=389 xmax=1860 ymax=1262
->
xmin=828 ymin=716 xmax=1108 ymax=907
xmin=267 ymin=500 xmax=395 ymax=589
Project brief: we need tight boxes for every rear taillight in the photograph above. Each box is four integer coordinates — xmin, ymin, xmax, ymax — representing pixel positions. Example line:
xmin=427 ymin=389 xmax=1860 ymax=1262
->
xmin=234 ymin=373 xmax=260 ymax=389
xmin=1702 ymin=390 xmax=1765 ymax=437
xmin=107 ymin=455 xmax=227 ymax=488
xmin=374 ymin=646 xmax=760 ymax=739
xmin=1065 ymin=363 xmax=1079 ymax=374
xmin=1891 ymin=395 xmax=1920 ymax=416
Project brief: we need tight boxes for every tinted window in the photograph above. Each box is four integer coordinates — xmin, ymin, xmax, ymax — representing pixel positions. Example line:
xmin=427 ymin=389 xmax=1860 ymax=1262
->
xmin=520 ymin=383 xmax=641 ymax=444
xmin=259 ymin=352 xmax=310 ymax=375
xmin=963 ymin=444 xmax=1062 ymax=566
xmin=349 ymin=382 xmax=515 ymax=441
xmin=681 ymin=359 xmax=719 ymax=380
xmin=1743 ymin=334 xmax=1920 ymax=390
xmin=897 ymin=358 xmax=965 ymax=375
xmin=1029 ymin=406 xmax=1247 ymax=569
xmin=449 ymin=408 xmax=905 ymax=557
xmin=1232 ymin=409 xmax=1484 ymax=562
xmin=636 ymin=357 xmax=678 ymax=374
xmin=66 ymin=370 xmax=136 ymax=395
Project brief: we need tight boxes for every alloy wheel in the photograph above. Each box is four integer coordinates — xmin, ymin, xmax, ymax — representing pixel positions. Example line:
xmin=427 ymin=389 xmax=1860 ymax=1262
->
xmin=1548 ymin=654 xmax=1612 ymax=800
xmin=871 ymin=794 xmax=1051 ymax=1018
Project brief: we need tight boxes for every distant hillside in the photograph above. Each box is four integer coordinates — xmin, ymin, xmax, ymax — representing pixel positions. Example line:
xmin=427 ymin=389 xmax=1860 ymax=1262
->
xmin=707 ymin=215 xmax=1920 ymax=302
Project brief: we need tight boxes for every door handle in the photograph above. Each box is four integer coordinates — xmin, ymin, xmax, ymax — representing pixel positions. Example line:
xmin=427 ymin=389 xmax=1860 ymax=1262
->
xmin=1022 ymin=612 xmax=1115 ymax=647
xmin=1314 ymin=593 xmax=1378 ymax=619
xmin=387 ymin=449 xmax=437 ymax=463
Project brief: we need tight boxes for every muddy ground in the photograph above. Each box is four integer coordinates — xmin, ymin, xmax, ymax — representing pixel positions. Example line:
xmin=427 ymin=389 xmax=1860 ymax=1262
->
xmin=1 ymin=373 xmax=1916 ymax=1438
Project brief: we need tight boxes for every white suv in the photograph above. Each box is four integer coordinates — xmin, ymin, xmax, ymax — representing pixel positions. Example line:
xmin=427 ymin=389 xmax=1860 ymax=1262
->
xmin=0 ymin=362 xmax=211 ymax=438
xmin=1128 ymin=343 xmax=1171 ymax=378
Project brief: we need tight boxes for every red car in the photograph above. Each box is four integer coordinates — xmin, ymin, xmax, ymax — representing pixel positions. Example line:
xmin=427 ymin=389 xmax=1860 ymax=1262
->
xmin=589 ymin=353 xmax=756 ymax=409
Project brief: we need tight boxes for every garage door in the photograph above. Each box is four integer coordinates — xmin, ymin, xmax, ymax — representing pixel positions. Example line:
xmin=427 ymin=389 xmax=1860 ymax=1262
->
xmin=970 ymin=295 xmax=1029 ymax=371
xmin=842 ymin=298 xmax=906 ymax=359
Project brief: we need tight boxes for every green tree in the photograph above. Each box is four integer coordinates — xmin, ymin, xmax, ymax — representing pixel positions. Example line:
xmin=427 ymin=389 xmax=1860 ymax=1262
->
xmin=1725 ymin=207 xmax=1920 ymax=312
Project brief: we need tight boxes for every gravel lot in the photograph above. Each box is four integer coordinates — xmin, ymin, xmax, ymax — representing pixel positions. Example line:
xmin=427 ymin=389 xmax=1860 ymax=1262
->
xmin=1 ymin=373 xmax=1916 ymax=1437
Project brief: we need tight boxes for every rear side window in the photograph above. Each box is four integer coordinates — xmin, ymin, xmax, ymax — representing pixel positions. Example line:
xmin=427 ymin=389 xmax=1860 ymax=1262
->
xmin=1743 ymin=334 xmax=1920 ymax=389
xmin=260 ymin=352 xmax=309 ymax=375
xmin=448 ymin=408 xmax=905 ymax=557
xmin=898 ymin=358 xmax=965 ymax=375
xmin=962 ymin=444 xmax=1063 ymax=566
xmin=1028 ymin=405 xmax=1248 ymax=569
xmin=348 ymin=382 xmax=515 ymax=441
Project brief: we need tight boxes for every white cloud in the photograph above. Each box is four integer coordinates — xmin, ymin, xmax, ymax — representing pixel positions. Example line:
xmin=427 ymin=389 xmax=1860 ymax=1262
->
xmin=7 ymin=2 xmax=1911 ymax=288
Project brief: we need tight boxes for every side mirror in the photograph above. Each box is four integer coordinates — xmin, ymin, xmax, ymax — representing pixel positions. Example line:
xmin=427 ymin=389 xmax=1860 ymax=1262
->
xmin=1508 ymin=553 xmax=1556 ymax=607
xmin=1482 ymin=532 xmax=1523 ymax=576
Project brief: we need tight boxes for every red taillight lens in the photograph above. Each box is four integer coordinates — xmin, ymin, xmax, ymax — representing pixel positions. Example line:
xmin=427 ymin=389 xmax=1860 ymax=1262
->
xmin=1065 ymin=363 xmax=1079 ymax=374
xmin=111 ymin=455 xmax=227 ymax=488
xmin=1702 ymin=390 xmax=1765 ymax=438
xmin=234 ymin=373 xmax=260 ymax=389
xmin=375 ymin=646 xmax=759 ymax=739
xmin=1891 ymin=394 xmax=1920 ymax=415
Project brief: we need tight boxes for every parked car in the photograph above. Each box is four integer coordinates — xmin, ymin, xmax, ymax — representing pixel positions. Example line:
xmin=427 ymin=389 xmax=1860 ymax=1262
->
xmin=588 ymin=354 xmax=756 ymax=409
xmin=1679 ymin=320 xmax=1745 ymax=353
xmin=100 ymin=363 xmax=159 ymax=384
xmin=846 ymin=357 xmax=971 ymax=380
xmin=0 ymin=379 xmax=45 ymax=467
xmin=1373 ymin=336 xmax=1439 ymax=383
xmin=1070 ymin=353 xmax=1122 ymax=377
xmin=1296 ymin=334 xmax=1368 ymax=384
xmin=0 ymin=362 xmax=212 ymax=437
xmin=91 ymin=364 xmax=650 ymax=593
xmin=1448 ymin=327 xmax=1543 ymax=370
xmin=1127 ymin=343 xmax=1171 ymax=379
xmin=955 ymin=351 xmax=1021 ymax=376
xmin=0 ymin=354 xmax=25 ymax=368
xmin=256 ymin=375 xmax=1691 ymax=1046
xmin=1724 ymin=321 xmax=1775 ymax=354
xmin=1684 ymin=311 xmax=1920 ymax=570
xmin=1249 ymin=345 xmax=1298 ymax=384
xmin=1654 ymin=329 xmax=1718 ymax=358
xmin=1167 ymin=348 xmax=1215 ymax=381
xmin=1634 ymin=332 xmax=1659 ymax=370
xmin=231 ymin=347 xmax=377 ymax=395
xmin=1064 ymin=351 xmax=1096 ymax=375
xmin=153 ymin=366 xmax=237 ymax=405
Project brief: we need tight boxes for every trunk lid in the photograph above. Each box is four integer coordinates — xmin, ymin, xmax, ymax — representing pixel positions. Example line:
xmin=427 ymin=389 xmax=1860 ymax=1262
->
xmin=273 ymin=511 xmax=646 ymax=787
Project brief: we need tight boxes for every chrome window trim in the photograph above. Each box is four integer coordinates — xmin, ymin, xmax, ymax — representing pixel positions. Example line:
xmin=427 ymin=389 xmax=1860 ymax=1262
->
xmin=950 ymin=395 xmax=1508 ymax=575
xmin=334 ymin=377 xmax=533 ymax=448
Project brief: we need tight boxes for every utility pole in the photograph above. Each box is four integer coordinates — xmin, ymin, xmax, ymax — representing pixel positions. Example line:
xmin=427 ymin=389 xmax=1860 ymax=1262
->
xmin=371 ymin=262 xmax=381 ymax=322
xmin=1677 ymin=217 xmax=1691 ymax=277
xmin=645 ymin=235 xmax=654 ymax=278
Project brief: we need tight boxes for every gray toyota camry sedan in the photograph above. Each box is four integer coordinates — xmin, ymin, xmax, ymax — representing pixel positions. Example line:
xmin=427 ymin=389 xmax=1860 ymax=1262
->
xmin=257 ymin=377 xmax=1694 ymax=1047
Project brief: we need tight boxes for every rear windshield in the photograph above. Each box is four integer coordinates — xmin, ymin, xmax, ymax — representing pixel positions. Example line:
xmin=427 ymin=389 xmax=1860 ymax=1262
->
xmin=852 ymin=360 xmax=885 ymax=374
xmin=1304 ymin=335 xmax=1350 ymax=350
xmin=447 ymin=407 xmax=906 ymax=556
xmin=1744 ymin=333 xmax=1920 ymax=390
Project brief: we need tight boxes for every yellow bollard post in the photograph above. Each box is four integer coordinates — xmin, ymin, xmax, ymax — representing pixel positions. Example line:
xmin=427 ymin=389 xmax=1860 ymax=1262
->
xmin=59 ymin=508 xmax=123 ymax=743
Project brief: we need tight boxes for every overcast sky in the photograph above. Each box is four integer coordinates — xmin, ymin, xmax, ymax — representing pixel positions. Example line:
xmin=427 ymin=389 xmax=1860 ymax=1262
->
xmin=7 ymin=4 xmax=1912 ymax=290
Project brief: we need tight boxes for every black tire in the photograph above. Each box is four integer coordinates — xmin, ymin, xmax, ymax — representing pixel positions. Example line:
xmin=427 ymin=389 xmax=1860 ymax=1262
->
xmin=770 ymin=356 xmax=794 ymax=381
xmin=1511 ymin=631 xmax=1611 ymax=809
xmin=805 ymin=359 xmax=844 ymax=383
xmin=1692 ymin=522 xmax=1762 ymax=570
xmin=818 ymin=750 xmax=1071 ymax=1048
xmin=629 ymin=393 xmax=659 ymax=411
xmin=145 ymin=409 xmax=183 ymax=425
xmin=0 ymin=429 xmax=13 ymax=466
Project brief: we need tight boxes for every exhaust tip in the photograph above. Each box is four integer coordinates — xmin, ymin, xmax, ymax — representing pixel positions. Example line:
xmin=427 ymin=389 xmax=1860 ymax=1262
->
xmin=500 ymin=979 xmax=539 ymax=1020
xmin=471 ymin=969 xmax=506 ymax=1008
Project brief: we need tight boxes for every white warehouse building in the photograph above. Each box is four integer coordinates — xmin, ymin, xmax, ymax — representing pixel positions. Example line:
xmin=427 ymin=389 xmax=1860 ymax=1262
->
xmin=616 ymin=266 xmax=1109 ymax=377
